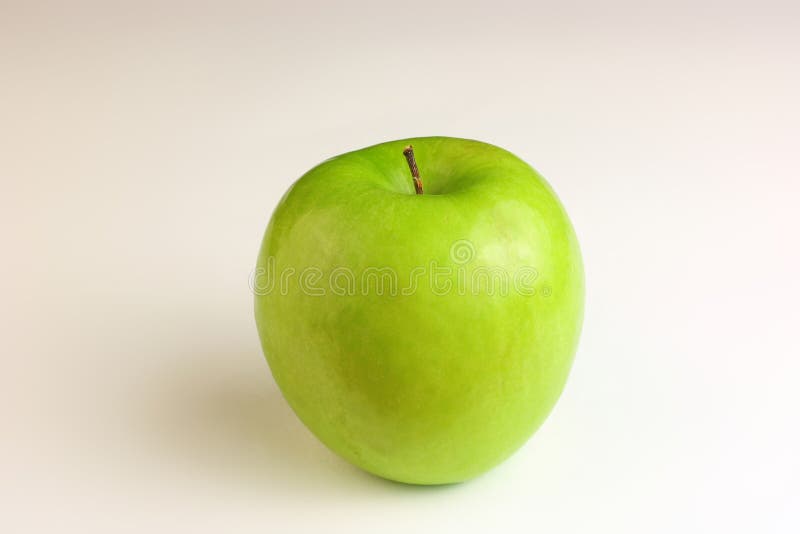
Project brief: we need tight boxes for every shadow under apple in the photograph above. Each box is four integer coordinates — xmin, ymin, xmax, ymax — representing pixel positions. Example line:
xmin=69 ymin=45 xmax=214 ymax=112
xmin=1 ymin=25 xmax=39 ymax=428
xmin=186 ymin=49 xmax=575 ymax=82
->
xmin=139 ymin=348 xmax=458 ymax=496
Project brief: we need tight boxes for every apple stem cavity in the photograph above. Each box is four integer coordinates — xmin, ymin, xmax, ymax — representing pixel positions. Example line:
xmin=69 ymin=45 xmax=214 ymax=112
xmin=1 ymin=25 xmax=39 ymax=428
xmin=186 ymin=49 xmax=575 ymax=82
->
xmin=402 ymin=145 xmax=424 ymax=195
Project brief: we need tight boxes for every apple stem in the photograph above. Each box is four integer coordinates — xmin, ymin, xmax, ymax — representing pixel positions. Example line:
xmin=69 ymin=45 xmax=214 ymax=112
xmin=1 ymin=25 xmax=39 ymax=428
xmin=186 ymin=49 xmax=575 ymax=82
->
xmin=403 ymin=145 xmax=424 ymax=195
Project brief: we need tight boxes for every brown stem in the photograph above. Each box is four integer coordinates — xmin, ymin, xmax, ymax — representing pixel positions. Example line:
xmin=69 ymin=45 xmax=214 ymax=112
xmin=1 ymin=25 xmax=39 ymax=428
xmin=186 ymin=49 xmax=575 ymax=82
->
xmin=402 ymin=145 xmax=424 ymax=195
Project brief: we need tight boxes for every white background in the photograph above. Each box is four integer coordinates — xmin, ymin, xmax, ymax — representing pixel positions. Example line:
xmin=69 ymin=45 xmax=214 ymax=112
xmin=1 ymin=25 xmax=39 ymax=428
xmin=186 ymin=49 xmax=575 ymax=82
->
xmin=2 ymin=1 xmax=799 ymax=532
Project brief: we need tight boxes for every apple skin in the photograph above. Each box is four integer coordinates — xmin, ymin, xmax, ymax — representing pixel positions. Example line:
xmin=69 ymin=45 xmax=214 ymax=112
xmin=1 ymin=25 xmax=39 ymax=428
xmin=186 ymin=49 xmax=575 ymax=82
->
xmin=254 ymin=137 xmax=584 ymax=484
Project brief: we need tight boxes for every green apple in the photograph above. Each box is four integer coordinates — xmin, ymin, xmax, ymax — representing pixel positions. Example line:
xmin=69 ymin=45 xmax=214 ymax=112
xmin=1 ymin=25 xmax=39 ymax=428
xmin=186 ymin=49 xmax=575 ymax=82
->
xmin=254 ymin=137 xmax=584 ymax=485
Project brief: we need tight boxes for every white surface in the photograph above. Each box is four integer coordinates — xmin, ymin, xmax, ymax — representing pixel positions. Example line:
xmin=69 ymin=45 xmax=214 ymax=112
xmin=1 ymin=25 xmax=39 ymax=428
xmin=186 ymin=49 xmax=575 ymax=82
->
xmin=2 ymin=1 xmax=799 ymax=532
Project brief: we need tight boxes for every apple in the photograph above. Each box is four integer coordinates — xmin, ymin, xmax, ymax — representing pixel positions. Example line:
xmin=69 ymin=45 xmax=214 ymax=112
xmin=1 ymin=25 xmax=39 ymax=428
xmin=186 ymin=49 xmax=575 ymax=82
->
xmin=254 ymin=137 xmax=584 ymax=484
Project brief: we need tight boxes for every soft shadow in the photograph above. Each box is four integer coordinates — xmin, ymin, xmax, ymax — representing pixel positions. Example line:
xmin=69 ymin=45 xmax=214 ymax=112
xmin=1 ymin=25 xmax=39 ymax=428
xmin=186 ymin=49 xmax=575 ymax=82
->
xmin=140 ymin=349 xmax=458 ymax=495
